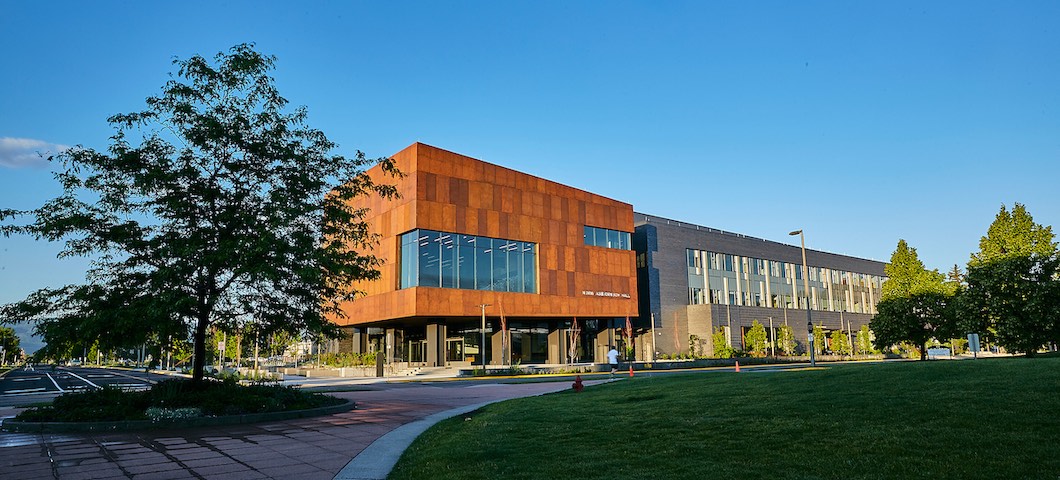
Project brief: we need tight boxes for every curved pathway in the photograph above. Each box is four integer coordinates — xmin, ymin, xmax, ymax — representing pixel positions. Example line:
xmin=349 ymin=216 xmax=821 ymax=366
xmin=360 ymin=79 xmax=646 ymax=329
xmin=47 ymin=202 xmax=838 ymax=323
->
xmin=0 ymin=379 xmax=593 ymax=479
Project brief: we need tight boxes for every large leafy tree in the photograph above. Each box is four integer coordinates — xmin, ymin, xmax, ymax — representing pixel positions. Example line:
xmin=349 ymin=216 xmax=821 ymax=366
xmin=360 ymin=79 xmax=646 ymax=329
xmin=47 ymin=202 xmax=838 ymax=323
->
xmin=881 ymin=240 xmax=947 ymax=300
xmin=0 ymin=44 xmax=398 ymax=381
xmin=960 ymin=203 xmax=1058 ymax=355
xmin=871 ymin=292 xmax=956 ymax=361
xmin=962 ymin=255 xmax=1060 ymax=355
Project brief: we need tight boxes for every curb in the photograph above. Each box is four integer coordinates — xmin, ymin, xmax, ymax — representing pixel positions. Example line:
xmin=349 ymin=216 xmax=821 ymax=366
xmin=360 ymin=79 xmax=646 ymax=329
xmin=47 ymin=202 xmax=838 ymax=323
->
xmin=334 ymin=381 xmax=591 ymax=480
xmin=1 ymin=398 xmax=355 ymax=433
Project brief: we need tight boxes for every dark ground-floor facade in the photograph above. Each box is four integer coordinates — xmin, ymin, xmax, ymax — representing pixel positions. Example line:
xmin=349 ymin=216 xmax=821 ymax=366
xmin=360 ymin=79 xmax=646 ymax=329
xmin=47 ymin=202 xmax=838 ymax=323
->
xmin=333 ymin=317 xmax=637 ymax=367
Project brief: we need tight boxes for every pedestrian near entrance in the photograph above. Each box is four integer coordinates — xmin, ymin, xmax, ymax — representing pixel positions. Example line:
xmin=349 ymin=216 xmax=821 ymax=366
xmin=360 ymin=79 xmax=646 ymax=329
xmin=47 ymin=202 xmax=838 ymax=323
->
xmin=607 ymin=345 xmax=619 ymax=376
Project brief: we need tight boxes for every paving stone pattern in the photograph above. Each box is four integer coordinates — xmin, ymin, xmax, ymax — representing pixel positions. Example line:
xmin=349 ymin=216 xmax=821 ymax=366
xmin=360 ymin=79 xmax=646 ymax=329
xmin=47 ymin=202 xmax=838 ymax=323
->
xmin=0 ymin=382 xmax=572 ymax=479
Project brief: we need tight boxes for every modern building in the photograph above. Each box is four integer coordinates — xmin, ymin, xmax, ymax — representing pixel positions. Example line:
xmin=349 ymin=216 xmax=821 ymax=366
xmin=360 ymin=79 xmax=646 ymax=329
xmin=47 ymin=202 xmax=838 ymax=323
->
xmin=331 ymin=143 xmax=639 ymax=367
xmin=634 ymin=213 xmax=887 ymax=358
xmin=332 ymin=143 xmax=887 ymax=366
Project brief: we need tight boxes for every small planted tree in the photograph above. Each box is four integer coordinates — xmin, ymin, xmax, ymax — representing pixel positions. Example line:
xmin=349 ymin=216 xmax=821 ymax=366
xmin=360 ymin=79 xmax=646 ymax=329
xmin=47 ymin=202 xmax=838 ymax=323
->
xmin=813 ymin=325 xmax=826 ymax=355
xmin=855 ymin=325 xmax=874 ymax=355
xmin=745 ymin=320 xmax=768 ymax=357
xmin=712 ymin=327 xmax=733 ymax=359
xmin=830 ymin=329 xmax=852 ymax=356
xmin=777 ymin=324 xmax=797 ymax=355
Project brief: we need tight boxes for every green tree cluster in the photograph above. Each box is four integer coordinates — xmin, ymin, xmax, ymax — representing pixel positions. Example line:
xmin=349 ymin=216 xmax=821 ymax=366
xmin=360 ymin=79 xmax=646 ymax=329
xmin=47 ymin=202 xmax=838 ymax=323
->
xmin=873 ymin=203 xmax=1060 ymax=357
xmin=0 ymin=327 xmax=20 ymax=363
xmin=0 ymin=45 xmax=398 ymax=381
xmin=830 ymin=329 xmax=852 ymax=355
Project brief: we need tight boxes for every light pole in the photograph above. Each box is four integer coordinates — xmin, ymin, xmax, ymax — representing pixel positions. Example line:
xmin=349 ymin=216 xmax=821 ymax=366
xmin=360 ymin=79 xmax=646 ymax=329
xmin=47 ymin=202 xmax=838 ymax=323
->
xmin=479 ymin=304 xmax=491 ymax=371
xmin=789 ymin=230 xmax=815 ymax=367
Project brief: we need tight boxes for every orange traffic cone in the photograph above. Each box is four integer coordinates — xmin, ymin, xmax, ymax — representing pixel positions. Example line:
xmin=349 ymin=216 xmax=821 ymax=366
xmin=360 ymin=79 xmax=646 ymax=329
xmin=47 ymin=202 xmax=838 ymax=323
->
xmin=629 ymin=364 xmax=634 ymax=377
xmin=735 ymin=361 xmax=741 ymax=373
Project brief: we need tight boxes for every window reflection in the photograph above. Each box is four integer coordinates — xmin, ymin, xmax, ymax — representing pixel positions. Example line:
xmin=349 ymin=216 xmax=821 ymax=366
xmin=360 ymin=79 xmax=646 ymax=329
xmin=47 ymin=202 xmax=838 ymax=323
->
xmin=400 ymin=229 xmax=537 ymax=293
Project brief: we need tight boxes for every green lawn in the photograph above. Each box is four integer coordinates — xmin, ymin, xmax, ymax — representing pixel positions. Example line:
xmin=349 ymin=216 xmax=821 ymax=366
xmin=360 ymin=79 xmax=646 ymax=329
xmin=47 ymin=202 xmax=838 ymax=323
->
xmin=390 ymin=358 xmax=1060 ymax=480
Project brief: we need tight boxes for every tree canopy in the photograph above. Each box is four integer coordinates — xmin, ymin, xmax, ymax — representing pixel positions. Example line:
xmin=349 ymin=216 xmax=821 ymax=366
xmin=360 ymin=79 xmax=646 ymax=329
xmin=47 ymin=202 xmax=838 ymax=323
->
xmin=960 ymin=205 xmax=1059 ymax=355
xmin=871 ymin=292 xmax=956 ymax=361
xmin=970 ymin=203 xmax=1057 ymax=267
xmin=0 ymin=327 xmax=20 ymax=363
xmin=0 ymin=44 xmax=398 ymax=381
xmin=881 ymin=239 xmax=947 ymax=300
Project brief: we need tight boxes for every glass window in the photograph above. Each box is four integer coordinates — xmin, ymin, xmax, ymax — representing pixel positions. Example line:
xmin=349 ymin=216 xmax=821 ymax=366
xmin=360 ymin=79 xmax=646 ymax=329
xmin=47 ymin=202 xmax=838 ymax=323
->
xmin=523 ymin=242 xmax=536 ymax=293
xmin=440 ymin=234 xmax=456 ymax=288
xmin=458 ymin=235 xmax=476 ymax=289
xmin=491 ymin=238 xmax=508 ymax=292
xmin=400 ymin=232 xmax=418 ymax=288
xmin=507 ymin=241 xmax=522 ymax=293
xmin=583 ymin=225 xmax=631 ymax=250
xmin=476 ymin=241 xmax=492 ymax=290
xmin=394 ymin=228 xmax=539 ymax=295
xmin=418 ymin=230 xmax=441 ymax=287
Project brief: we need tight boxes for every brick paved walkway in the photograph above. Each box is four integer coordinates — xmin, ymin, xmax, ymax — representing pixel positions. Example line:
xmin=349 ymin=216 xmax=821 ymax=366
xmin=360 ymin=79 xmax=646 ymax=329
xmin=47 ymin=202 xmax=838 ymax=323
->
xmin=0 ymin=381 xmax=578 ymax=479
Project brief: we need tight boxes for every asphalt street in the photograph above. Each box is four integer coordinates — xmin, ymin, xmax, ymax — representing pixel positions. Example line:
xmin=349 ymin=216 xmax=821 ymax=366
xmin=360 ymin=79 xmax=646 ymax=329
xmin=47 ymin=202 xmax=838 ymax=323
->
xmin=0 ymin=365 xmax=158 ymax=407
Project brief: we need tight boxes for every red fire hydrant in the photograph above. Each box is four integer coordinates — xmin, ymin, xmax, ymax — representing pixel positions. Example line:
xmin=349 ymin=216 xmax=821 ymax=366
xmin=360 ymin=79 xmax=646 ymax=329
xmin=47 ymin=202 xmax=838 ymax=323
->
xmin=572 ymin=375 xmax=584 ymax=392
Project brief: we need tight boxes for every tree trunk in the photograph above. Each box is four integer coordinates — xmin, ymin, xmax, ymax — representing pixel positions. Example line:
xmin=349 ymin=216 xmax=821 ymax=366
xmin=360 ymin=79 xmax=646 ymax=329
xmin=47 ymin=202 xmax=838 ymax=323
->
xmin=192 ymin=315 xmax=209 ymax=382
xmin=920 ymin=341 xmax=928 ymax=361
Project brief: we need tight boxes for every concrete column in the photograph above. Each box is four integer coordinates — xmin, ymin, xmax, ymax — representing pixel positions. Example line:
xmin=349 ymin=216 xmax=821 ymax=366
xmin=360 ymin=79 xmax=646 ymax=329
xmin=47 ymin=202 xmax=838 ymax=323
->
xmin=426 ymin=322 xmax=446 ymax=367
xmin=700 ymin=250 xmax=711 ymax=299
xmin=491 ymin=327 xmax=508 ymax=365
xmin=734 ymin=256 xmax=743 ymax=306
xmin=547 ymin=324 xmax=564 ymax=364
xmin=385 ymin=328 xmax=396 ymax=364
xmin=596 ymin=324 xmax=613 ymax=362
xmin=764 ymin=268 xmax=772 ymax=307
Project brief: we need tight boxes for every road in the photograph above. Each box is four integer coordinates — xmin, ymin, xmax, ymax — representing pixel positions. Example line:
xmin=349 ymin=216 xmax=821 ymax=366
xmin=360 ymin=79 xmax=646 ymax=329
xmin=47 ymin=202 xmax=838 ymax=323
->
xmin=0 ymin=365 xmax=160 ymax=407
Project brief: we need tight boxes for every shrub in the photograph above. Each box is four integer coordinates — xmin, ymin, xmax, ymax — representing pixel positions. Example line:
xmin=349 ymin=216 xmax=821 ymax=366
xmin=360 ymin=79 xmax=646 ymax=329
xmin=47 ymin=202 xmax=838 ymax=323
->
xmin=14 ymin=379 xmax=342 ymax=422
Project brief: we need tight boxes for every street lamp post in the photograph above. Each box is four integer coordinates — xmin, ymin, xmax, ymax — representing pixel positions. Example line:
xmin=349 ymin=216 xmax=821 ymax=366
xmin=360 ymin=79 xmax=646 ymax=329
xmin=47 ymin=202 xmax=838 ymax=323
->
xmin=789 ymin=230 xmax=815 ymax=367
xmin=479 ymin=304 xmax=491 ymax=371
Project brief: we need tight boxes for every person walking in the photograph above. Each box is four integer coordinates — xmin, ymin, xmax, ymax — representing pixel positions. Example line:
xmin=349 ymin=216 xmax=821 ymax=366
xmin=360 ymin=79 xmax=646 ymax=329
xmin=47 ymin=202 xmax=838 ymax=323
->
xmin=607 ymin=345 xmax=619 ymax=377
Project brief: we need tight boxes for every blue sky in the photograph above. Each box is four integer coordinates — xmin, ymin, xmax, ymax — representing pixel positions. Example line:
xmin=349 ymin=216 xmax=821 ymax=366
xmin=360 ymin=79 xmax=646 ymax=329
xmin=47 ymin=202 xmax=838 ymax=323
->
xmin=2 ymin=2 xmax=1059 ymax=349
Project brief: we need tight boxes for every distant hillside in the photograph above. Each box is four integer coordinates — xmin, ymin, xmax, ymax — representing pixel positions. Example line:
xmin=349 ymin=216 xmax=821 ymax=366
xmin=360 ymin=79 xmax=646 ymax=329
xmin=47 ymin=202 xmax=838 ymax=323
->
xmin=9 ymin=322 xmax=42 ymax=355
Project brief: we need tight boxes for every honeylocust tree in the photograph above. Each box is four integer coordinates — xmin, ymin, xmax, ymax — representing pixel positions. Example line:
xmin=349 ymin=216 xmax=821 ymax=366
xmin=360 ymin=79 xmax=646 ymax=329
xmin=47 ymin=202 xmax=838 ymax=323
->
xmin=0 ymin=44 xmax=398 ymax=381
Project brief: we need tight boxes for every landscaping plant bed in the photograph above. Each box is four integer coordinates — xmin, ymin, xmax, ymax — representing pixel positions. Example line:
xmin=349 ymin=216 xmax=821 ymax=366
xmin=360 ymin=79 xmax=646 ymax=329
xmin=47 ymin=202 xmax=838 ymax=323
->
xmin=2 ymin=378 xmax=351 ymax=433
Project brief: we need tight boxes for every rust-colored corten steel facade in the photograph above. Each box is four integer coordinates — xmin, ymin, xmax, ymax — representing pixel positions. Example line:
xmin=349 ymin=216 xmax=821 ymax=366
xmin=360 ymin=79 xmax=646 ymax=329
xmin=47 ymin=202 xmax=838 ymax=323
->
xmin=333 ymin=143 xmax=637 ymax=367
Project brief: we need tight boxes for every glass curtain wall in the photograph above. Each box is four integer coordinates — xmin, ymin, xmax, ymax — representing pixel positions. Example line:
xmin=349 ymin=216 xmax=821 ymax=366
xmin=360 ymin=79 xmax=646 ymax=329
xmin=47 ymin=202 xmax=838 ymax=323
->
xmin=401 ymin=229 xmax=537 ymax=293
xmin=686 ymin=248 xmax=883 ymax=314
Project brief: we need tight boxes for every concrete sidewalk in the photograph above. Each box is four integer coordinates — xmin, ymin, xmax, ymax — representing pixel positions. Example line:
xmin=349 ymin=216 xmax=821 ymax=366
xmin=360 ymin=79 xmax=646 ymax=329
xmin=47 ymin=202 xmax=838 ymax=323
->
xmin=0 ymin=379 xmax=595 ymax=479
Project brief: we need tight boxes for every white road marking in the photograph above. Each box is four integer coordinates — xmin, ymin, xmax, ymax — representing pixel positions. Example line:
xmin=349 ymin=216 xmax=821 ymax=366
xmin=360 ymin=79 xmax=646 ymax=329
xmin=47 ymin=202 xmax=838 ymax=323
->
xmin=3 ymin=387 xmax=46 ymax=394
xmin=11 ymin=377 xmax=42 ymax=382
xmin=44 ymin=372 xmax=65 ymax=393
xmin=85 ymin=374 xmax=115 ymax=378
xmin=65 ymin=371 xmax=101 ymax=389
